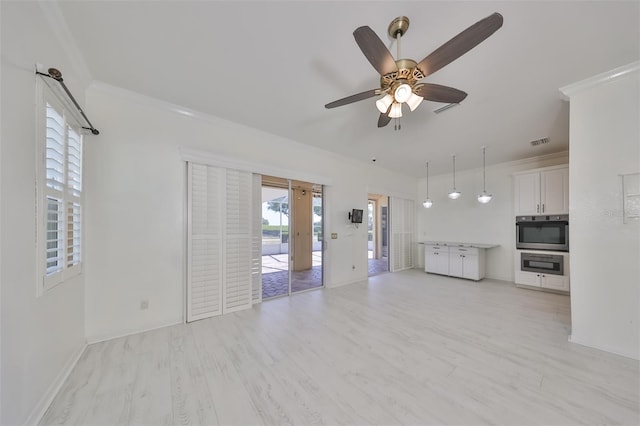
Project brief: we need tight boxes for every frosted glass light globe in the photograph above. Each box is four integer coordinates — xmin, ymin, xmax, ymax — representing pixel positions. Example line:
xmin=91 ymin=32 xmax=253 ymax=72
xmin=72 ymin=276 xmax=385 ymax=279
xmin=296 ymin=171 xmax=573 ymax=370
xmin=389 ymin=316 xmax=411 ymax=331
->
xmin=477 ymin=191 xmax=492 ymax=204
xmin=394 ymin=84 xmax=412 ymax=103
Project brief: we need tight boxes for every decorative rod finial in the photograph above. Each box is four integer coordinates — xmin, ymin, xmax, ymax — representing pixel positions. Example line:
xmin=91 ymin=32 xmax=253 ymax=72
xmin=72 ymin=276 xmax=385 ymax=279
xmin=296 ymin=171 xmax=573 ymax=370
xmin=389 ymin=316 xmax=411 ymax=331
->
xmin=48 ymin=68 xmax=63 ymax=81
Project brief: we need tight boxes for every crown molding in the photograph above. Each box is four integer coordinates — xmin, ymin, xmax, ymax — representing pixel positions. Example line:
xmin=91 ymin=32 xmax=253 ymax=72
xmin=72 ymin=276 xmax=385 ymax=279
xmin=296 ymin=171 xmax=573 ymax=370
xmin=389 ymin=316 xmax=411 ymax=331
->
xmin=38 ymin=0 xmax=93 ymax=86
xmin=560 ymin=61 xmax=640 ymax=99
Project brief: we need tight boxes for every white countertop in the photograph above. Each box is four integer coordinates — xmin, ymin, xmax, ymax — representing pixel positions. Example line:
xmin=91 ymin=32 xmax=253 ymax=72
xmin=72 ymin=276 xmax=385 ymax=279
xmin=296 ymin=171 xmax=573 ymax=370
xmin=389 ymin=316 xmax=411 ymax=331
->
xmin=421 ymin=241 xmax=499 ymax=249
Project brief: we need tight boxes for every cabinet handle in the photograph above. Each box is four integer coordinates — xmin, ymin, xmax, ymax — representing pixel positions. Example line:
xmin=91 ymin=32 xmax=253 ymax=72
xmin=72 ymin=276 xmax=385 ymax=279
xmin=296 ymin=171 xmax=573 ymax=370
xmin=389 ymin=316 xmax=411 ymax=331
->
xmin=537 ymin=204 xmax=540 ymax=213
xmin=542 ymin=203 xmax=545 ymax=213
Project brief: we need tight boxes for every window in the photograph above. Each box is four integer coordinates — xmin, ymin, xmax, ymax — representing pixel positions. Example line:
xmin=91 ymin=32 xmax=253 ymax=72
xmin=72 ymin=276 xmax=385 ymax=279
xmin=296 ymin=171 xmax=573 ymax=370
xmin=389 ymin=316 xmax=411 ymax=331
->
xmin=37 ymin=84 xmax=83 ymax=293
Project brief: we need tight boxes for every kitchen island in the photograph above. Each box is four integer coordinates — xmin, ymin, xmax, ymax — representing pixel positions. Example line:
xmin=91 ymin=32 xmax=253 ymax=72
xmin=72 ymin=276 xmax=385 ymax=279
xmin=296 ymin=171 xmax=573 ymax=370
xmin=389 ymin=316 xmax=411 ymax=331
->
xmin=421 ymin=241 xmax=499 ymax=281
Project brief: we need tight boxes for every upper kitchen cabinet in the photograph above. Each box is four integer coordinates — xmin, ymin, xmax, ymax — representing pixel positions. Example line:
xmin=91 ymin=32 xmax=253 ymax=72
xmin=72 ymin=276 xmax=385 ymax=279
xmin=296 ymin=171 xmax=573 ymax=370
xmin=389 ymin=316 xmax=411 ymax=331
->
xmin=514 ymin=166 xmax=569 ymax=215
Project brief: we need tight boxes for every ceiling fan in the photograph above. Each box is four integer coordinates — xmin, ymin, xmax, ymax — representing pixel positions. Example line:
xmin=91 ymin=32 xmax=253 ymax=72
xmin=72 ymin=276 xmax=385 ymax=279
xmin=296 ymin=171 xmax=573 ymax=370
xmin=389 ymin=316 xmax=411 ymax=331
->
xmin=324 ymin=13 xmax=503 ymax=128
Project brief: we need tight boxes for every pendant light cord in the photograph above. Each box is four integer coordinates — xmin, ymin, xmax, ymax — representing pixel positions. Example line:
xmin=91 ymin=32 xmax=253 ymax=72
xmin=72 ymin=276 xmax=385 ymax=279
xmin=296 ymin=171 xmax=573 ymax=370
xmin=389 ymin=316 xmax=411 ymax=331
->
xmin=482 ymin=147 xmax=486 ymax=191
xmin=452 ymin=155 xmax=457 ymax=190
xmin=426 ymin=162 xmax=429 ymax=198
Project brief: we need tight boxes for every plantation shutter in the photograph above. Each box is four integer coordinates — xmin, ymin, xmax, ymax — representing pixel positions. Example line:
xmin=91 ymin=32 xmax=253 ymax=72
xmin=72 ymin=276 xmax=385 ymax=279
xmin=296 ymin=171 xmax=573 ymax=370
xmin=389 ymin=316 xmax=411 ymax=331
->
xmin=66 ymin=126 xmax=82 ymax=271
xmin=222 ymin=169 xmax=252 ymax=313
xmin=390 ymin=197 xmax=414 ymax=272
xmin=43 ymin=103 xmax=66 ymax=287
xmin=251 ymin=173 xmax=262 ymax=304
xmin=187 ymin=163 xmax=254 ymax=322
xmin=187 ymin=163 xmax=224 ymax=321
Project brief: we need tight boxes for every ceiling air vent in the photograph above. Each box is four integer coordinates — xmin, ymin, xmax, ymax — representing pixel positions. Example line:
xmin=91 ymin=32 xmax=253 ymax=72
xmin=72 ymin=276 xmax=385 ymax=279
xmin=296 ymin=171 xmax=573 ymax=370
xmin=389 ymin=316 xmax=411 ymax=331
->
xmin=530 ymin=137 xmax=550 ymax=146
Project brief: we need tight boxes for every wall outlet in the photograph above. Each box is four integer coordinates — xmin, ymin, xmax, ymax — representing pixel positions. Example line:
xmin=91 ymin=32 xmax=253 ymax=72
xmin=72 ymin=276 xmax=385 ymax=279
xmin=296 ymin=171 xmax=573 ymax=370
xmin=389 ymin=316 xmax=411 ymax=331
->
xmin=331 ymin=233 xmax=338 ymax=239
xmin=140 ymin=300 xmax=149 ymax=310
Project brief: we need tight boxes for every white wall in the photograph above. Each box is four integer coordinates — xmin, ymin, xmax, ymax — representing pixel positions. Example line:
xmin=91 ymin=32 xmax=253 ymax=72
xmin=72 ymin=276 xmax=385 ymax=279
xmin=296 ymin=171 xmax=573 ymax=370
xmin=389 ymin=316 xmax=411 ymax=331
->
xmin=83 ymin=83 xmax=416 ymax=342
xmin=416 ymin=153 xmax=569 ymax=281
xmin=563 ymin=64 xmax=639 ymax=360
xmin=0 ymin=2 xmax=88 ymax=424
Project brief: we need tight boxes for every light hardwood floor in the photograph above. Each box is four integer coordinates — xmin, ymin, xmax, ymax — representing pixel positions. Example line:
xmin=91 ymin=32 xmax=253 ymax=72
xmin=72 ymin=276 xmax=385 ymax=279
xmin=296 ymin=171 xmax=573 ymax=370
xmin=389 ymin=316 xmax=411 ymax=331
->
xmin=41 ymin=270 xmax=639 ymax=425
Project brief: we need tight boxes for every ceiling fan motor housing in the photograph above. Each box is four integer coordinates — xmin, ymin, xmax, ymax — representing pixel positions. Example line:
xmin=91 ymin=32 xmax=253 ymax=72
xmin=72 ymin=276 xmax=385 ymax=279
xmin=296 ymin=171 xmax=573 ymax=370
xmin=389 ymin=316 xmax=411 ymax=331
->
xmin=380 ymin=59 xmax=425 ymax=96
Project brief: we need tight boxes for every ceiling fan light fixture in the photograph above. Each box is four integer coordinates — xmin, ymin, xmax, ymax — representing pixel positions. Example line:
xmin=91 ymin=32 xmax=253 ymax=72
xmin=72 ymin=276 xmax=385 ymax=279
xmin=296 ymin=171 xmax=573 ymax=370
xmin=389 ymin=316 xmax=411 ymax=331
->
xmin=375 ymin=94 xmax=394 ymax=113
xmin=406 ymin=92 xmax=424 ymax=111
xmin=393 ymin=83 xmax=412 ymax=103
xmin=389 ymin=102 xmax=403 ymax=118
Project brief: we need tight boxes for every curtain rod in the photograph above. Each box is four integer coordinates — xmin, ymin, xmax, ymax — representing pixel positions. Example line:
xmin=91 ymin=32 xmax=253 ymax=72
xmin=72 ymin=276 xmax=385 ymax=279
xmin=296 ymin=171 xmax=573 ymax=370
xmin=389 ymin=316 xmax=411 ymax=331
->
xmin=36 ymin=68 xmax=100 ymax=135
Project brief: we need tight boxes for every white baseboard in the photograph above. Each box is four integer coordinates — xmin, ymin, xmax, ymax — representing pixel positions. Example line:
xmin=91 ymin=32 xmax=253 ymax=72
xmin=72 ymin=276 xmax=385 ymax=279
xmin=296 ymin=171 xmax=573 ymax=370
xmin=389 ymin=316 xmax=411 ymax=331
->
xmin=25 ymin=341 xmax=87 ymax=426
xmin=87 ymin=318 xmax=183 ymax=345
xmin=568 ymin=334 xmax=639 ymax=360
xmin=326 ymin=278 xmax=366 ymax=289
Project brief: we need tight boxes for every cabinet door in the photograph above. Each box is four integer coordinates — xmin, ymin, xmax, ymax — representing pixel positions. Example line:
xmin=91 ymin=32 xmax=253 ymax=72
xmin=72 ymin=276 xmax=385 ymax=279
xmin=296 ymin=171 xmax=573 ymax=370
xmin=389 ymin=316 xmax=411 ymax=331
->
xmin=425 ymin=252 xmax=438 ymax=273
xmin=541 ymin=168 xmax=569 ymax=214
xmin=436 ymin=252 xmax=449 ymax=275
xmin=449 ymin=254 xmax=463 ymax=277
xmin=515 ymin=270 xmax=542 ymax=287
xmin=541 ymin=274 xmax=569 ymax=292
xmin=462 ymin=255 xmax=479 ymax=280
xmin=514 ymin=173 xmax=541 ymax=215
xmin=426 ymin=250 xmax=446 ymax=274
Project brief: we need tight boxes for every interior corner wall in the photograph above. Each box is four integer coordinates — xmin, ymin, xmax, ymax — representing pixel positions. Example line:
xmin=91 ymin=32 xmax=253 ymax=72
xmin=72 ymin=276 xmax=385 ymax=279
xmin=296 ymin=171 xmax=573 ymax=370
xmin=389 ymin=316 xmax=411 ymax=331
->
xmin=416 ymin=153 xmax=569 ymax=282
xmin=0 ymin=2 xmax=87 ymax=425
xmin=83 ymin=84 xmax=417 ymax=342
xmin=567 ymin=68 xmax=639 ymax=360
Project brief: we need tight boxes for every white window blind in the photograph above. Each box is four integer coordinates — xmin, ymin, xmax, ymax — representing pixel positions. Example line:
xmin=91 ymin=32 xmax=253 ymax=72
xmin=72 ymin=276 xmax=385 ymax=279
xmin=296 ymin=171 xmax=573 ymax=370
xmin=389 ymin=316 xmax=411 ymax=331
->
xmin=390 ymin=197 xmax=414 ymax=272
xmin=38 ymin=92 xmax=83 ymax=292
xmin=186 ymin=163 xmax=255 ymax=322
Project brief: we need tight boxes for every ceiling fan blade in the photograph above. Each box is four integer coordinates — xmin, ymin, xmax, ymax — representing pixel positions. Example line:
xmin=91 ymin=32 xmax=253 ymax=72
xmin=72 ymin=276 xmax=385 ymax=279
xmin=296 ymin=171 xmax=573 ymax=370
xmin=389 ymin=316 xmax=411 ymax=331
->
xmin=325 ymin=89 xmax=379 ymax=109
xmin=415 ymin=83 xmax=468 ymax=104
xmin=377 ymin=104 xmax=392 ymax=128
xmin=416 ymin=12 xmax=503 ymax=78
xmin=353 ymin=26 xmax=398 ymax=76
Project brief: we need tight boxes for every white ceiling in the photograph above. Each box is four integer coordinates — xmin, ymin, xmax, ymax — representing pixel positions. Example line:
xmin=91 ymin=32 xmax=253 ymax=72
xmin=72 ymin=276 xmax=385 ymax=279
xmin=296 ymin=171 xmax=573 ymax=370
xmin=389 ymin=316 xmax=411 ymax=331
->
xmin=56 ymin=1 xmax=639 ymax=177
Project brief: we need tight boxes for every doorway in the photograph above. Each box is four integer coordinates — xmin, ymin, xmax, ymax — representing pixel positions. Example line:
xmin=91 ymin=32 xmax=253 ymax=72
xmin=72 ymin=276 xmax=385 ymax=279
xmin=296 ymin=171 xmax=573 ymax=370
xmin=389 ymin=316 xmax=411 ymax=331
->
xmin=368 ymin=194 xmax=389 ymax=277
xmin=261 ymin=175 xmax=324 ymax=299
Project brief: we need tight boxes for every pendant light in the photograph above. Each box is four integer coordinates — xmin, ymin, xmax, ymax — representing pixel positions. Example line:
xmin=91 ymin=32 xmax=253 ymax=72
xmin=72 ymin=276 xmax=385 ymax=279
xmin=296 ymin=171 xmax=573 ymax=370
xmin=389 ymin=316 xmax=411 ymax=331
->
xmin=477 ymin=146 xmax=493 ymax=204
xmin=422 ymin=161 xmax=433 ymax=208
xmin=448 ymin=154 xmax=461 ymax=199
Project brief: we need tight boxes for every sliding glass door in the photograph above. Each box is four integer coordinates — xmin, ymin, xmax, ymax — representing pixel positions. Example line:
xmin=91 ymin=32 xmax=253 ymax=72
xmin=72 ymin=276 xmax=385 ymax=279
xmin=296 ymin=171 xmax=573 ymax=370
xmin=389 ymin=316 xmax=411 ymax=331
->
xmin=291 ymin=183 xmax=323 ymax=293
xmin=261 ymin=176 xmax=323 ymax=299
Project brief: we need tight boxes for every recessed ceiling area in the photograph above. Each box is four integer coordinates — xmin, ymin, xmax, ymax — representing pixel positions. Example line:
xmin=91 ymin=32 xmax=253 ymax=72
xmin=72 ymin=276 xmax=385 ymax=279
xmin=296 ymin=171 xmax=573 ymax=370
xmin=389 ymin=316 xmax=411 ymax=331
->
xmin=55 ymin=1 xmax=639 ymax=177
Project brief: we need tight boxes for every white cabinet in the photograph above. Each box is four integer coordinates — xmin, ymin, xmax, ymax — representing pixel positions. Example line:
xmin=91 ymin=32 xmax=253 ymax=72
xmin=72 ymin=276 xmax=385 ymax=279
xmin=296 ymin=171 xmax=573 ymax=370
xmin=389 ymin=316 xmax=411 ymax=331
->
xmin=515 ymin=270 xmax=570 ymax=292
xmin=448 ymin=247 xmax=484 ymax=280
xmin=424 ymin=245 xmax=449 ymax=275
xmin=515 ymin=250 xmax=570 ymax=293
xmin=425 ymin=245 xmax=487 ymax=281
xmin=514 ymin=167 xmax=569 ymax=215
